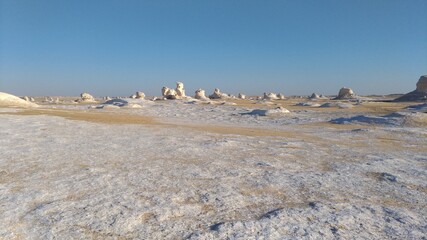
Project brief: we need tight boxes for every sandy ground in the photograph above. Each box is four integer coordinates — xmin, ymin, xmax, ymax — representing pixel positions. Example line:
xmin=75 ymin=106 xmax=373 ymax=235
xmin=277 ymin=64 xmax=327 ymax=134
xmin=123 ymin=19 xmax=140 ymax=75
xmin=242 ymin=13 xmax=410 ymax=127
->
xmin=0 ymin=98 xmax=426 ymax=239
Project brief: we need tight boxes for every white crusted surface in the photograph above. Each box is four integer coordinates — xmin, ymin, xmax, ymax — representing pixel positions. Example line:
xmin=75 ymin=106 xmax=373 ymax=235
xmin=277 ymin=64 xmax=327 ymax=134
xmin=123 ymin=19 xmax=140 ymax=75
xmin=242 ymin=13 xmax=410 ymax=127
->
xmin=0 ymin=103 xmax=426 ymax=239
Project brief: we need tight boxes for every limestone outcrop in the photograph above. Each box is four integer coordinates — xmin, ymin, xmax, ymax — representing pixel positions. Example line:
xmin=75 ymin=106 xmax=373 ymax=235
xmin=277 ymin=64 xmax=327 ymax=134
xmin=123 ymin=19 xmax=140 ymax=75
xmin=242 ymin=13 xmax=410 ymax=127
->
xmin=263 ymin=93 xmax=279 ymax=100
xmin=309 ymin=93 xmax=320 ymax=99
xmin=162 ymin=82 xmax=186 ymax=99
xmin=162 ymin=87 xmax=178 ymax=100
xmin=80 ymin=93 xmax=96 ymax=102
xmin=136 ymin=92 xmax=145 ymax=99
xmin=195 ymin=89 xmax=208 ymax=100
xmin=394 ymin=75 xmax=427 ymax=102
xmin=238 ymin=93 xmax=246 ymax=99
xmin=335 ymin=87 xmax=355 ymax=99
xmin=0 ymin=92 xmax=38 ymax=108
xmin=176 ymin=82 xmax=186 ymax=98
xmin=209 ymin=88 xmax=228 ymax=99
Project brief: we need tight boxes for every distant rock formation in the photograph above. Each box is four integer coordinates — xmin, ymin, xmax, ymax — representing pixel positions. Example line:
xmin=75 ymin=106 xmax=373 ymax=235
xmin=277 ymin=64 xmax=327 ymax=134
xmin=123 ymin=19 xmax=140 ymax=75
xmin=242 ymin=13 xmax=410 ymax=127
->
xmin=394 ymin=75 xmax=427 ymax=102
xmin=263 ymin=93 xmax=279 ymax=100
xmin=335 ymin=87 xmax=355 ymax=99
xmin=161 ymin=82 xmax=186 ymax=99
xmin=276 ymin=93 xmax=285 ymax=100
xmin=209 ymin=88 xmax=228 ymax=99
xmin=22 ymin=96 xmax=30 ymax=101
xmin=176 ymin=82 xmax=186 ymax=98
xmin=238 ymin=93 xmax=246 ymax=99
xmin=0 ymin=92 xmax=38 ymax=108
xmin=162 ymin=87 xmax=178 ymax=100
xmin=80 ymin=93 xmax=96 ymax=102
xmin=194 ymin=89 xmax=208 ymax=100
xmin=136 ymin=92 xmax=145 ymax=99
xmin=309 ymin=93 xmax=320 ymax=99
xmin=130 ymin=91 xmax=145 ymax=99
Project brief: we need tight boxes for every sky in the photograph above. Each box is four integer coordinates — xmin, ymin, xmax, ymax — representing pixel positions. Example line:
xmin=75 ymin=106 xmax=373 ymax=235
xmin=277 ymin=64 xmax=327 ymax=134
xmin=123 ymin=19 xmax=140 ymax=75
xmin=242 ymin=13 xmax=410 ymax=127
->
xmin=1 ymin=0 xmax=426 ymax=97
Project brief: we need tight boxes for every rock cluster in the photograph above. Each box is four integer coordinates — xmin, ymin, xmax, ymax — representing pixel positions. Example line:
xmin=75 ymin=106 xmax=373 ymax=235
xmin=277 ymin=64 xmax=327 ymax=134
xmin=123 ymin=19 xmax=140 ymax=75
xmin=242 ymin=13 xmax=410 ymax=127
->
xmin=162 ymin=87 xmax=178 ymax=99
xmin=162 ymin=82 xmax=186 ymax=99
xmin=262 ymin=93 xmax=285 ymax=100
xmin=394 ymin=75 xmax=427 ymax=102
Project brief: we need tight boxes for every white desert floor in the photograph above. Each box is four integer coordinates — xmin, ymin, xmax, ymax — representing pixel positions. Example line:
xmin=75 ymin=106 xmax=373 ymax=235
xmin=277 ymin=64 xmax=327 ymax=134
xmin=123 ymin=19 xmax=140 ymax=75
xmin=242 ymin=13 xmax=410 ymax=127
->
xmin=0 ymin=98 xmax=426 ymax=239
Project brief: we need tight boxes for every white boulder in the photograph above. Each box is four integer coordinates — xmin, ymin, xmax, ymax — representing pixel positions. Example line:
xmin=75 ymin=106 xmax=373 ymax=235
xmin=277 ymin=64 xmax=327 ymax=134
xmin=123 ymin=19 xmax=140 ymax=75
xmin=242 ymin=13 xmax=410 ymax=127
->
xmin=263 ymin=92 xmax=279 ymax=100
xmin=209 ymin=88 xmax=229 ymax=99
xmin=175 ymin=82 xmax=186 ymax=98
xmin=195 ymin=89 xmax=208 ymax=100
xmin=136 ymin=91 xmax=145 ymax=99
xmin=336 ymin=87 xmax=355 ymax=99
xmin=238 ymin=93 xmax=246 ymax=99
xmin=80 ymin=93 xmax=96 ymax=102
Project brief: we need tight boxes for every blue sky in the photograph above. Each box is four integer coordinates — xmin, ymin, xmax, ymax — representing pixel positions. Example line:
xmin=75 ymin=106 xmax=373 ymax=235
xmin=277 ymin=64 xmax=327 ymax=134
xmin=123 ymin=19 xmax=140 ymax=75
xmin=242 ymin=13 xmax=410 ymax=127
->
xmin=1 ymin=0 xmax=426 ymax=96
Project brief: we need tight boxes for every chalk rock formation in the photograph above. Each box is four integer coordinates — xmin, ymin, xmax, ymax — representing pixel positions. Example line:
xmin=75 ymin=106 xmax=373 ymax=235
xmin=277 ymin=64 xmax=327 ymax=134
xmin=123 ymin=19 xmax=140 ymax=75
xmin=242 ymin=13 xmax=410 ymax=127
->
xmin=194 ymin=89 xmax=208 ymax=100
xmin=80 ymin=93 xmax=96 ymax=102
xmin=416 ymin=75 xmax=427 ymax=91
xmin=136 ymin=91 xmax=145 ymax=99
xmin=335 ymin=87 xmax=355 ymax=99
xmin=263 ymin=92 xmax=279 ymax=100
xmin=0 ymin=92 xmax=38 ymax=108
xmin=103 ymin=96 xmax=112 ymax=101
xmin=162 ymin=87 xmax=178 ymax=100
xmin=30 ymin=97 xmax=35 ymax=102
xmin=130 ymin=94 xmax=137 ymax=99
xmin=238 ymin=93 xmax=246 ymax=99
xmin=309 ymin=93 xmax=320 ymax=99
xmin=209 ymin=88 xmax=228 ymax=99
xmin=277 ymin=93 xmax=285 ymax=100
xmin=175 ymin=82 xmax=186 ymax=98
xmin=394 ymin=75 xmax=427 ymax=102
xmin=22 ymin=96 xmax=30 ymax=101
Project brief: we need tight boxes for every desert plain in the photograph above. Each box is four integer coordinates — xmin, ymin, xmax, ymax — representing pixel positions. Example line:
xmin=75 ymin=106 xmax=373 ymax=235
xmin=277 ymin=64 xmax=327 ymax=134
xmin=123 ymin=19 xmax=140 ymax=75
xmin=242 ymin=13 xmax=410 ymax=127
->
xmin=0 ymin=90 xmax=426 ymax=239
